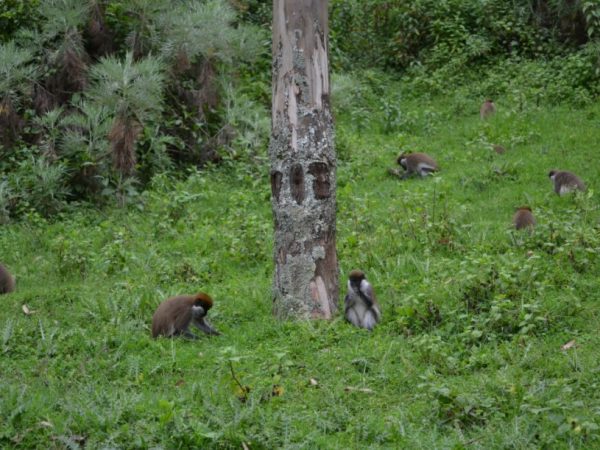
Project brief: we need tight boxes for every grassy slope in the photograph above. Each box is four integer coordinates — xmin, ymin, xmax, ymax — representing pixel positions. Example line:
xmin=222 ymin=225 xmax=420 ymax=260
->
xmin=1 ymin=96 xmax=599 ymax=449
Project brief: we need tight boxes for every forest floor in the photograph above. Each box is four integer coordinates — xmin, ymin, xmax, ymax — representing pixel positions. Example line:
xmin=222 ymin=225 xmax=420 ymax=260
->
xmin=1 ymin=95 xmax=600 ymax=449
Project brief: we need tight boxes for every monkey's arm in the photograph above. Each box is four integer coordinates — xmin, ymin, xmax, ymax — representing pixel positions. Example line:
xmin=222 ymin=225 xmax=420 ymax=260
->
xmin=357 ymin=281 xmax=376 ymax=308
xmin=193 ymin=317 xmax=221 ymax=336
xmin=344 ymin=293 xmax=357 ymax=312
xmin=180 ymin=330 xmax=200 ymax=340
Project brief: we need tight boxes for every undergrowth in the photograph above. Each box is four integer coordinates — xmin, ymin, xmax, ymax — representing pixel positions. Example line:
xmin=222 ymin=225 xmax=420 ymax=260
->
xmin=1 ymin=91 xmax=600 ymax=448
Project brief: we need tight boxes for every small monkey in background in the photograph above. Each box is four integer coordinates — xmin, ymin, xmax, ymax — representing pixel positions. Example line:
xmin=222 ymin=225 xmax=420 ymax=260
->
xmin=480 ymin=99 xmax=496 ymax=119
xmin=492 ymin=144 xmax=506 ymax=154
xmin=152 ymin=292 xmax=220 ymax=339
xmin=0 ymin=263 xmax=15 ymax=294
xmin=548 ymin=170 xmax=586 ymax=195
xmin=344 ymin=270 xmax=381 ymax=331
xmin=513 ymin=206 xmax=536 ymax=230
xmin=396 ymin=152 xmax=439 ymax=179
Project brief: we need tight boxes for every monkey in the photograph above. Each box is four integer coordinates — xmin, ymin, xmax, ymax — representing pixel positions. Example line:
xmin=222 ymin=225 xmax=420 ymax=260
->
xmin=492 ymin=144 xmax=506 ymax=154
xmin=152 ymin=292 xmax=220 ymax=339
xmin=513 ymin=206 xmax=536 ymax=230
xmin=396 ymin=152 xmax=439 ymax=179
xmin=480 ymin=99 xmax=496 ymax=119
xmin=0 ymin=263 xmax=15 ymax=294
xmin=548 ymin=170 xmax=586 ymax=196
xmin=344 ymin=269 xmax=381 ymax=331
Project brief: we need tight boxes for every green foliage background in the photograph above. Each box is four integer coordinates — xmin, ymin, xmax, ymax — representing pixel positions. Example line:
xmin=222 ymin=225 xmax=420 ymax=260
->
xmin=2 ymin=94 xmax=600 ymax=448
xmin=1 ymin=0 xmax=600 ymax=448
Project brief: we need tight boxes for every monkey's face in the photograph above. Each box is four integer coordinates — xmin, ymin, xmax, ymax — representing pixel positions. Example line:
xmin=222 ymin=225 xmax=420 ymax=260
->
xmin=548 ymin=170 xmax=557 ymax=180
xmin=191 ymin=303 xmax=206 ymax=318
xmin=397 ymin=155 xmax=408 ymax=170
xmin=192 ymin=298 xmax=212 ymax=318
xmin=348 ymin=271 xmax=366 ymax=292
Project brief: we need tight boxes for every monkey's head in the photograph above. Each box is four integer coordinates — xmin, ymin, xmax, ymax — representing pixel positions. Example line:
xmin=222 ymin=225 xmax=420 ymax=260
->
xmin=548 ymin=170 xmax=557 ymax=180
xmin=194 ymin=292 xmax=213 ymax=309
xmin=191 ymin=292 xmax=213 ymax=318
xmin=348 ymin=269 xmax=366 ymax=283
xmin=516 ymin=206 xmax=532 ymax=212
xmin=396 ymin=153 xmax=409 ymax=169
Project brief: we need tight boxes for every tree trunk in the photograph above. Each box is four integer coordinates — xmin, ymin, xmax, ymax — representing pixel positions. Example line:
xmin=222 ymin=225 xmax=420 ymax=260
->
xmin=269 ymin=0 xmax=338 ymax=320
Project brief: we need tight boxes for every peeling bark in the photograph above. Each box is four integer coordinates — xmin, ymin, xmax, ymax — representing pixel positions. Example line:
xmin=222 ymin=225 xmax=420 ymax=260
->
xmin=270 ymin=0 xmax=338 ymax=320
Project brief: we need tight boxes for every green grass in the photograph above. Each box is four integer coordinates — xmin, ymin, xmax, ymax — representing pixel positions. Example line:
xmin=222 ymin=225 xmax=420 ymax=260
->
xmin=1 ymin=95 xmax=600 ymax=449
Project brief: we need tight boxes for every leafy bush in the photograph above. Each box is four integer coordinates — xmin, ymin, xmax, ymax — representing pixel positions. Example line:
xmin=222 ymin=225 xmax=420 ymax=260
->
xmin=0 ymin=0 xmax=40 ymax=42
xmin=0 ymin=0 xmax=268 ymax=219
xmin=330 ymin=0 xmax=598 ymax=72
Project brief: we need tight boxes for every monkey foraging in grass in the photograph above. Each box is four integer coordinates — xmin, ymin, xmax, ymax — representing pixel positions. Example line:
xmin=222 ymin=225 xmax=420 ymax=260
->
xmin=548 ymin=170 xmax=586 ymax=196
xmin=480 ymin=99 xmax=496 ymax=119
xmin=396 ymin=152 xmax=439 ymax=179
xmin=0 ymin=263 xmax=15 ymax=294
xmin=513 ymin=206 xmax=536 ymax=230
xmin=152 ymin=292 xmax=220 ymax=339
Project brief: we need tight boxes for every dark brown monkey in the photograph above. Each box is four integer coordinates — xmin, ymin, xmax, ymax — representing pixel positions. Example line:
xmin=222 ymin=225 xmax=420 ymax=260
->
xmin=492 ymin=144 xmax=506 ymax=154
xmin=396 ymin=152 xmax=439 ymax=179
xmin=513 ymin=206 xmax=536 ymax=230
xmin=152 ymin=292 xmax=220 ymax=339
xmin=0 ymin=263 xmax=15 ymax=294
xmin=480 ymin=99 xmax=496 ymax=119
xmin=548 ymin=170 xmax=586 ymax=196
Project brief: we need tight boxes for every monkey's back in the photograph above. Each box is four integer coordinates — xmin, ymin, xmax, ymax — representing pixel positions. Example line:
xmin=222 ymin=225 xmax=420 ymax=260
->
xmin=492 ymin=144 xmax=506 ymax=154
xmin=0 ymin=263 xmax=15 ymax=294
xmin=480 ymin=101 xmax=496 ymax=119
xmin=513 ymin=209 xmax=536 ymax=230
xmin=152 ymin=295 xmax=194 ymax=337
xmin=408 ymin=153 xmax=438 ymax=175
xmin=554 ymin=171 xmax=585 ymax=194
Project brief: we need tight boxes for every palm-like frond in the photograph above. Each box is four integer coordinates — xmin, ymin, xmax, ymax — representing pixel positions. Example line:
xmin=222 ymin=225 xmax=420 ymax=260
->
xmin=87 ymin=53 xmax=165 ymax=176
xmin=0 ymin=41 xmax=37 ymax=103
xmin=27 ymin=0 xmax=91 ymax=106
xmin=221 ymin=82 xmax=269 ymax=155
xmin=61 ymin=100 xmax=111 ymax=164
xmin=122 ymin=0 xmax=170 ymax=59
xmin=159 ymin=0 xmax=263 ymax=66
xmin=40 ymin=0 xmax=89 ymax=42
xmin=34 ymin=107 xmax=64 ymax=159
xmin=87 ymin=52 xmax=166 ymax=122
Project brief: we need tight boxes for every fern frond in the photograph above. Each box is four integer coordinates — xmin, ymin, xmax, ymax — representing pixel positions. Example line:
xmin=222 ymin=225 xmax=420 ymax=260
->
xmin=87 ymin=52 xmax=166 ymax=122
xmin=0 ymin=41 xmax=37 ymax=97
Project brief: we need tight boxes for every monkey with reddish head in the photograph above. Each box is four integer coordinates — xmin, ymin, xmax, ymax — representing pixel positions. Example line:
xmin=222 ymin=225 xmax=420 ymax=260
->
xmin=152 ymin=292 xmax=220 ymax=339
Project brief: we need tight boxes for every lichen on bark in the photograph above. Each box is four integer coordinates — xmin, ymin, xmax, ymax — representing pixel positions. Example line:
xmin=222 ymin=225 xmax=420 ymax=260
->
xmin=270 ymin=0 xmax=338 ymax=320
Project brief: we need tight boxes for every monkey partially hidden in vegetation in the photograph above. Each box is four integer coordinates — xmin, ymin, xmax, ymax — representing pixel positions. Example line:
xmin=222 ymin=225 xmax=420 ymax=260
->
xmin=548 ymin=170 xmax=586 ymax=195
xmin=152 ymin=292 xmax=220 ymax=339
xmin=396 ymin=152 xmax=439 ymax=179
xmin=0 ymin=263 xmax=15 ymax=294
xmin=513 ymin=206 xmax=536 ymax=230
xmin=344 ymin=270 xmax=381 ymax=331
xmin=480 ymin=99 xmax=496 ymax=119
xmin=492 ymin=144 xmax=506 ymax=154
